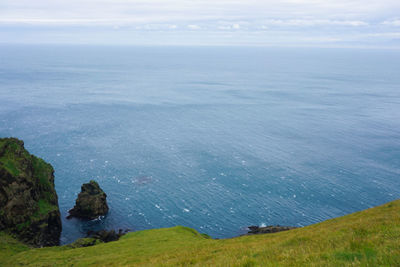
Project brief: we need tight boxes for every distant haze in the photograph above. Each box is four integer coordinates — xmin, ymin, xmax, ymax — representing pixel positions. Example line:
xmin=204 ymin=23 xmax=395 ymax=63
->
xmin=1 ymin=0 xmax=400 ymax=47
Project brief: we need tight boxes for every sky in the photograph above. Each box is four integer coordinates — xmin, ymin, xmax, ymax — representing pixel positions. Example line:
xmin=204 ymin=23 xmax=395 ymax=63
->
xmin=1 ymin=0 xmax=400 ymax=47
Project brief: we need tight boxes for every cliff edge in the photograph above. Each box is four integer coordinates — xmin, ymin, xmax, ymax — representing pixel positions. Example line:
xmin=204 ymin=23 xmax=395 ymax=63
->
xmin=0 ymin=138 xmax=61 ymax=247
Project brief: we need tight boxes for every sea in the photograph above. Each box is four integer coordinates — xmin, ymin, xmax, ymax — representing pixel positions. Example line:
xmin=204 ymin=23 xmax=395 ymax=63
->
xmin=0 ymin=45 xmax=399 ymax=244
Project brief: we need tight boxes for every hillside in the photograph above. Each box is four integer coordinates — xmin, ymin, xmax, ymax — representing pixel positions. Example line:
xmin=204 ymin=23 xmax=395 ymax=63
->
xmin=1 ymin=199 xmax=399 ymax=266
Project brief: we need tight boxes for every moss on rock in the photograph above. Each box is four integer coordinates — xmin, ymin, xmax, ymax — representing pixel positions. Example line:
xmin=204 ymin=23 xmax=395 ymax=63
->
xmin=68 ymin=180 xmax=109 ymax=220
xmin=0 ymin=137 xmax=61 ymax=247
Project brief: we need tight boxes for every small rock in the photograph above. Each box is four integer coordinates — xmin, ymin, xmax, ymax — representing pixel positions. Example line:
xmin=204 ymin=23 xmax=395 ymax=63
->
xmin=247 ymin=225 xmax=297 ymax=235
xmin=67 ymin=180 xmax=109 ymax=220
xmin=67 ymin=237 xmax=101 ymax=248
xmin=86 ymin=229 xmax=129 ymax=243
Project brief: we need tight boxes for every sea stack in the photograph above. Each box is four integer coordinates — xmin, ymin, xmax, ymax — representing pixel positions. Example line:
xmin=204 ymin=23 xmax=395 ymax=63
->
xmin=0 ymin=138 xmax=62 ymax=247
xmin=68 ymin=180 xmax=109 ymax=220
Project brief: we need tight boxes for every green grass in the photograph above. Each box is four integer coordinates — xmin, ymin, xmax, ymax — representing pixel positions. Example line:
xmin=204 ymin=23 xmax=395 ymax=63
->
xmin=0 ymin=138 xmax=53 ymax=191
xmin=1 ymin=200 xmax=400 ymax=266
xmin=15 ymin=221 xmax=31 ymax=232
xmin=0 ymin=159 xmax=20 ymax=176
xmin=0 ymin=232 xmax=29 ymax=263
xmin=36 ymin=199 xmax=57 ymax=217
xmin=32 ymin=157 xmax=53 ymax=189
xmin=0 ymin=139 xmax=30 ymax=177
xmin=0 ymin=139 xmax=22 ymax=176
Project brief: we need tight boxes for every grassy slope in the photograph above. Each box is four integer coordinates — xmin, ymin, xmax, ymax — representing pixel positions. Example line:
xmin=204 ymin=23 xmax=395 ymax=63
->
xmin=0 ymin=232 xmax=29 ymax=264
xmin=1 ymin=200 xmax=400 ymax=266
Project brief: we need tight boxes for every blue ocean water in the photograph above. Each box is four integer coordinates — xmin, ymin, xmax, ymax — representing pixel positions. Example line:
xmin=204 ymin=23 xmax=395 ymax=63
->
xmin=0 ymin=45 xmax=399 ymax=244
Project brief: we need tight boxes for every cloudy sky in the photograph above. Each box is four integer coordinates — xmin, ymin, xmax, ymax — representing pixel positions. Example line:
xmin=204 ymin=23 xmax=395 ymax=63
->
xmin=1 ymin=0 xmax=400 ymax=47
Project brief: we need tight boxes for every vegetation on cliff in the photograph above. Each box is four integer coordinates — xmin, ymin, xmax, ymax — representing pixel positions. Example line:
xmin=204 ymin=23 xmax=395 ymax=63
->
xmin=0 ymin=138 xmax=61 ymax=247
xmin=1 ymin=199 xmax=399 ymax=266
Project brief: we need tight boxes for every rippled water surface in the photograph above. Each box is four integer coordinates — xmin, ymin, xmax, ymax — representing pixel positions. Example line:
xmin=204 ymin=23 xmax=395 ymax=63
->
xmin=0 ymin=45 xmax=399 ymax=244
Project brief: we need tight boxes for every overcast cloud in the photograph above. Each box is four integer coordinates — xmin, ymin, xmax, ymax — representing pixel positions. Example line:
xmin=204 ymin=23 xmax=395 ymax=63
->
xmin=1 ymin=0 xmax=400 ymax=47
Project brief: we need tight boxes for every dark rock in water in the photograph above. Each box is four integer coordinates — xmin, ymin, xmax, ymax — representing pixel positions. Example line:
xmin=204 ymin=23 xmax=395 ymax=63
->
xmin=67 ymin=229 xmax=129 ymax=248
xmin=68 ymin=180 xmax=109 ymax=220
xmin=0 ymin=137 xmax=62 ymax=247
xmin=247 ymin=225 xmax=297 ymax=235
xmin=67 ymin=237 xmax=102 ymax=248
xmin=86 ymin=229 xmax=129 ymax=243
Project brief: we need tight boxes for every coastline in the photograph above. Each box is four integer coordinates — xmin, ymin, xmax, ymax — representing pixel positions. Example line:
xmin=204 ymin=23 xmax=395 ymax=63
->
xmin=1 ymin=199 xmax=399 ymax=266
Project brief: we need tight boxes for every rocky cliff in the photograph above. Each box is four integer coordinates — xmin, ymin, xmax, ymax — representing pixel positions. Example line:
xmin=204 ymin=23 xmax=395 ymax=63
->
xmin=0 ymin=138 xmax=61 ymax=247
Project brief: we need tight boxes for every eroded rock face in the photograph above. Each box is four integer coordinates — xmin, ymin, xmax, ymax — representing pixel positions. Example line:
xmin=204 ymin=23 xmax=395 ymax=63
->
xmin=0 ymin=138 xmax=62 ymax=247
xmin=68 ymin=180 xmax=109 ymax=220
